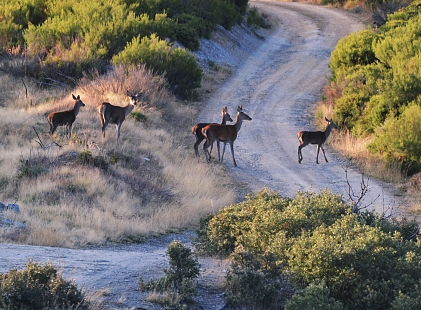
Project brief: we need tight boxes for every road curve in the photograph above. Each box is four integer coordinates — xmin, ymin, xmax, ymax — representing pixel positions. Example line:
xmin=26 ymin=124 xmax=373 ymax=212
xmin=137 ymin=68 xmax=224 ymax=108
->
xmin=199 ymin=1 xmax=400 ymax=213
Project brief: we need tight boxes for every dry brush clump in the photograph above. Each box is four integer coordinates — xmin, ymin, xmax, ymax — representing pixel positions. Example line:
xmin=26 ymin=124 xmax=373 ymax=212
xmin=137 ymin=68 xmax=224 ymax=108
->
xmin=0 ymin=66 xmax=237 ymax=247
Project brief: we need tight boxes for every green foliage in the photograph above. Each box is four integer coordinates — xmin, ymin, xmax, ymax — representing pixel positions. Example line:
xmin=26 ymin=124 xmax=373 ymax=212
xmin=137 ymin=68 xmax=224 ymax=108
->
xmin=77 ymin=150 xmax=109 ymax=171
xmin=200 ymin=188 xmax=421 ymax=309
xmin=325 ymin=1 xmax=421 ymax=170
xmin=285 ymin=282 xmax=343 ymax=310
xmin=139 ymin=241 xmax=200 ymax=304
xmin=329 ymin=29 xmax=377 ymax=78
xmin=113 ymin=34 xmax=202 ymax=99
xmin=130 ymin=110 xmax=147 ymax=122
xmin=0 ymin=259 xmax=89 ymax=310
xmin=172 ymin=23 xmax=200 ymax=51
xmin=288 ymin=214 xmax=421 ymax=310
xmin=247 ymin=7 xmax=271 ymax=29
xmin=16 ymin=159 xmax=45 ymax=179
xmin=225 ymin=248 xmax=294 ymax=309
xmin=206 ymin=189 xmax=347 ymax=256
xmin=368 ymin=103 xmax=421 ymax=172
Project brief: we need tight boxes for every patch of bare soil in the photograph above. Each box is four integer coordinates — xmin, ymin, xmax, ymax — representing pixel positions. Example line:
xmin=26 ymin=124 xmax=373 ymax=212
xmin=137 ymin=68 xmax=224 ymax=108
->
xmin=1 ymin=2 xmax=405 ymax=309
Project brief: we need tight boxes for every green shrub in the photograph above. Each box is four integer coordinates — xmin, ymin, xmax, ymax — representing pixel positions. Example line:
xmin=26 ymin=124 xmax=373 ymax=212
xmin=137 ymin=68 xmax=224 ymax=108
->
xmin=0 ymin=259 xmax=89 ymax=310
xmin=112 ymin=34 xmax=202 ymax=99
xmin=77 ymin=150 xmax=109 ymax=171
xmin=247 ymin=7 xmax=270 ymax=29
xmin=172 ymin=23 xmax=200 ymax=51
xmin=225 ymin=248 xmax=294 ymax=309
xmin=139 ymin=241 xmax=200 ymax=305
xmin=285 ymin=282 xmax=343 ymax=310
xmin=16 ymin=159 xmax=45 ymax=179
xmin=329 ymin=29 xmax=377 ymax=78
xmin=368 ymin=103 xmax=421 ymax=173
xmin=206 ymin=189 xmax=347 ymax=256
xmin=130 ymin=110 xmax=147 ymax=122
xmin=288 ymin=214 xmax=421 ymax=310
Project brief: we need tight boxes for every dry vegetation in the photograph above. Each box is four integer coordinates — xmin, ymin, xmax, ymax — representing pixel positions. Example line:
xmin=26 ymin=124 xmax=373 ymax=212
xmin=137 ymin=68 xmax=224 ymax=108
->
xmin=316 ymin=101 xmax=421 ymax=219
xmin=0 ymin=66 xmax=237 ymax=248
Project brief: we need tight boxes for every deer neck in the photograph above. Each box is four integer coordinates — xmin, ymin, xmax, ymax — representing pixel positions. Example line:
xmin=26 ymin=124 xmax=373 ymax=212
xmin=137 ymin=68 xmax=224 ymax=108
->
xmin=73 ymin=103 xmax=82 ymax=116
xmin=324 ymin=124 xmax=334 ymax=138
xmin=234 ymin=114 xmax=245 ymax=132
xmin=124 ymin=103 xmax=135 ymax=116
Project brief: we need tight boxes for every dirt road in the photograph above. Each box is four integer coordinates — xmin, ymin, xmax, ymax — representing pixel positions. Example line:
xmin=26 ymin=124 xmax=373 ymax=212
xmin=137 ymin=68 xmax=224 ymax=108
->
xmin=0 ymin=2 xmax=401 ymax=309
xmin=200 ymin=1 xmax=399 ymax=213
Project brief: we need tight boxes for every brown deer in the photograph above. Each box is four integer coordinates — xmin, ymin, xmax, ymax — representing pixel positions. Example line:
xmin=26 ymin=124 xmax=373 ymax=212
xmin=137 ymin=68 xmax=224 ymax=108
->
xmin=202 ymin=105 xmax=252 ymax=167
xmin=47 ymin=94 xmax=85 ymax=138
xmin=98 ymin=90 xmax=141 ymax=142
xmin=191 ymin=106 xmax=233 ymax=159
xmin=297 ymin=117 xmax=337 ymax=164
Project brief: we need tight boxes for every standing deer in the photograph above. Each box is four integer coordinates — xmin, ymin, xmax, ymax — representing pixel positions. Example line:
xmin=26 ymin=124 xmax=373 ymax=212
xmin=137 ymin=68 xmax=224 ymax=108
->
xmin=202 ymin=105 xmax=252 ymax=167
xmin=98 ymin=90 xmax=141 ymax=142
xmin=47 ymin=94 xmax=85 ymax=138
xmin=297 ymin=117 xmax=337 ymax=164
xmin=191 ymin=106 xmax=233 ymax=159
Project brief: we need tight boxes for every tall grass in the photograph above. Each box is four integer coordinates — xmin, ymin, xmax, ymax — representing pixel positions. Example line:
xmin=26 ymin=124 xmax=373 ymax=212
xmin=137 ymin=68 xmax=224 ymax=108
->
xmin=0 ymin=66 xmax=237 ymax=248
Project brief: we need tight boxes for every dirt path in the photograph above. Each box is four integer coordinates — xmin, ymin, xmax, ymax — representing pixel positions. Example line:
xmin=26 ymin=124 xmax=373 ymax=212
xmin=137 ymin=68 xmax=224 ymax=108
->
xmin=200 ymin=1 xmax=399 ymax=213
xmin=0 ymin=2 xmax=401 ymax=309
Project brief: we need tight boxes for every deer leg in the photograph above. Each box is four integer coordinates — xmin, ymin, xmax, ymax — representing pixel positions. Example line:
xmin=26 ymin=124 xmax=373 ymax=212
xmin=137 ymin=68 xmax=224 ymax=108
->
xmin=116 ymin=123 xmax=122 ymax=142
xmin=316 ymin=145 xmax=320 ymax=164
xmin=298 ymin=145 xmax=303 ymax=164
xmin=221 ymin=142 xmax=227 ymax=162
xmin=67 ymin=123 xmax=73 ymax=139
xmin=193 ymin=137 xmax=203 ymax=158
xmin=101 ymin=120 xmax=109 ymax=139
xmin=230 ymin=142 xmax=237 ymax=167
xmin=203 ymin=140 xmax=212 ymax=163
xmin=320 ymin=145 xmax=328 ymax=163
xmin=216 ymin=140 xmax=221 ymax=161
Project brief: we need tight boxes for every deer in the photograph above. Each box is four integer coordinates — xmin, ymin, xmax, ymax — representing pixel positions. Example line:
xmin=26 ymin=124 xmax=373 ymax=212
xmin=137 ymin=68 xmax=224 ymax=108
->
xmin=297 ymin=117 xmax=338 ymax=164
xmin=191 ymin=106 xmax=233 ymax=159
xmin=97 ymin=90 xmax=141 ymax=142
xmin=47 ymin=94 xmax=85 ymax=138
xmin=202 ymin=105 xmax=252 ymax=167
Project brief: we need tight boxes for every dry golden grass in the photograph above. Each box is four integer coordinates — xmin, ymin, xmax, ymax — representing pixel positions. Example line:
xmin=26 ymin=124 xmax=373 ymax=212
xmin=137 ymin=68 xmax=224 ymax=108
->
xmin=0 ymin=66 xmax=237 ymax=248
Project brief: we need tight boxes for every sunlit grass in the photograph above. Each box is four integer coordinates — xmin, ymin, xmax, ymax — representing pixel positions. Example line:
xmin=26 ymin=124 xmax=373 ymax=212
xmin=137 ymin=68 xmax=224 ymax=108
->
xmin=0 ymin=66 xmax=237 ymax=248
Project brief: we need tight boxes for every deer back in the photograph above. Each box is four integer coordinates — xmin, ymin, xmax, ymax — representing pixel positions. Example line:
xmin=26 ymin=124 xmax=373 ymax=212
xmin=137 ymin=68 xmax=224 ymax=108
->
xmin=203 ymin=124 xmax=237 ymax=143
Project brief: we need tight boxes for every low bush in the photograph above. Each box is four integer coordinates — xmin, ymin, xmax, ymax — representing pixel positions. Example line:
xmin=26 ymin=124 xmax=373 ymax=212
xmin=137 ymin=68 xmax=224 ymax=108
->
xmin=0 ymin=259 xmax=89 ymax=310
xmin=139 ymin=241 xmax=201 ymax=306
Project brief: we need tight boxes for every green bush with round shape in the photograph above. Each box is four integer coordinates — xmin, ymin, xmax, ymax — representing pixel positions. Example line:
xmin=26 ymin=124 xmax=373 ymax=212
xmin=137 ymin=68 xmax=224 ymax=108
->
xmin=0 ymin=259 xmax=89 ymax=310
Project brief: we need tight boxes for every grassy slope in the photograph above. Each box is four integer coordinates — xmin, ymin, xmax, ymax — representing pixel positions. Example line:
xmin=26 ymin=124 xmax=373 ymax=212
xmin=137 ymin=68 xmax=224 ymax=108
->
xmin=0 ymin=66 xmax=237 ymax=248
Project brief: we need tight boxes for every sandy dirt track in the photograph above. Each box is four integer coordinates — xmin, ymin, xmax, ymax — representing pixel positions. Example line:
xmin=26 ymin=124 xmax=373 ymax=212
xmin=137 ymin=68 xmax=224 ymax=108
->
xmin=0 ymin=2 xmax=402 ymax=309
xmin=199 ymin=1 xmax=399 ymax=212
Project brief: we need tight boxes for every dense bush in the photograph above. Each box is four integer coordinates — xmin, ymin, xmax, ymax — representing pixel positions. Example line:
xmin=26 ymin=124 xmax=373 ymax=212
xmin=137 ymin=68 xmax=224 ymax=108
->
xmin=325 ymin=0 xmax=421 ymax=170
xmin=368 ymin=103 xmax=421 ymax=173
xmin=206 ymin=189 xmax=347 ymax=256
xmin=198 ymin=189 xmax=421 ymax=309
xmin=113 ymin=34 xmax=202 ymax=99
xmin=0 ymin=260 xmax=89 ymax=310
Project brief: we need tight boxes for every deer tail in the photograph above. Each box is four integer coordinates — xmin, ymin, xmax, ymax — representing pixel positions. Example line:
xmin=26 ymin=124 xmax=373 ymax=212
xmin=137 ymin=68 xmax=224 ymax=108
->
xmin=297 ymin=131 xmax=304 ymax=144
xmin=192 ymin=125 xmax=198 ymax=135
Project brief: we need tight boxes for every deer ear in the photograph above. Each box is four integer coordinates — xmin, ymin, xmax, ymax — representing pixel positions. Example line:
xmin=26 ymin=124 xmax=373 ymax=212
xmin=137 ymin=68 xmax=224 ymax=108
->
xmin=72 ymin=94 xmax=76 ymax=100
xmin=325 ymin=117 xmax=329 ymax=122
xmin=127 ymin=90 xmax=132 ymax=96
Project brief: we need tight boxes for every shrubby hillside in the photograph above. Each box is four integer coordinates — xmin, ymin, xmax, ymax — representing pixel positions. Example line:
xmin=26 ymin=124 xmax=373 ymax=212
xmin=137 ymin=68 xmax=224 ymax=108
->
xmin=325 ymin=0 xmax=421 ymax=174
xmin=0 ymin=0 xmax=248 ymax=99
